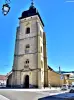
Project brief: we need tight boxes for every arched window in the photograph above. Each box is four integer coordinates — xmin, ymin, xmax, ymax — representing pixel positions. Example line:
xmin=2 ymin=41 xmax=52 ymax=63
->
xmin=25 ymin=44 xmax=30 ymax=53
xmin=25 ymin=59 xmax=29 ymax=64
xmin=26 ymin=44 xmax=30 ymax=49
xmin=26 ymin=27 xmax=30 ymax=34
xmin=24 ymin=59 xmax=29 ymax=68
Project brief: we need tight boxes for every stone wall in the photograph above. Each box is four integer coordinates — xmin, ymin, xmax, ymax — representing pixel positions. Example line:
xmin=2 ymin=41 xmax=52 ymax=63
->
xmin=48 ymin=68 xmax=65 ymax=87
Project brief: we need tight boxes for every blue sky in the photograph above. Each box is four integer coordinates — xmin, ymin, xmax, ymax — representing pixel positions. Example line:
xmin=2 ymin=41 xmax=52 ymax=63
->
xmin=0 ymin=0 xmax=74 ymax=75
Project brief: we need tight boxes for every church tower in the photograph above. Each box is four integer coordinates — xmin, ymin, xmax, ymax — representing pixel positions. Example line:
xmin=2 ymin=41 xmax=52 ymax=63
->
xmin=11 ymin=1 xmax=48 ymax=88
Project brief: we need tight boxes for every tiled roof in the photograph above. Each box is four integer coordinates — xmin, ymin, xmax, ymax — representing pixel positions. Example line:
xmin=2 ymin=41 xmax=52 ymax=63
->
xmin=48 ymin=66 xmax=53 ymax=71
xmin=6 ymin=71 xmax=12 ymax=77
xmin=0 ymin=75 xmax=7 ymax=80
xmin=19 ymin=5 xmax=44 ymax=26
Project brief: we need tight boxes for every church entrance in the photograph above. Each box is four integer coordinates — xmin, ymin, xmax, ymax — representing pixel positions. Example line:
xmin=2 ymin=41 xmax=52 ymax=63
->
xmin=23 ymin=75 xmax=29 ymax=88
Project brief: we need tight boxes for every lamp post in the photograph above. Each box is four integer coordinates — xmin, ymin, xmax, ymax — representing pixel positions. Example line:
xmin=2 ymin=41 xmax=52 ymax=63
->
xmin=59 ymin=66 xmax=61 ymax=87
xmin=59 ymin=66 xmax=64 ymax=87
xmin=2 ymin=0 xmax=11 ymax=16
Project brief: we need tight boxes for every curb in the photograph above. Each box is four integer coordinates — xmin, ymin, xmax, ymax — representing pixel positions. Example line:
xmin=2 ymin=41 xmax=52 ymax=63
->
xmin=0 ymin=88 xmax=61 ymax=92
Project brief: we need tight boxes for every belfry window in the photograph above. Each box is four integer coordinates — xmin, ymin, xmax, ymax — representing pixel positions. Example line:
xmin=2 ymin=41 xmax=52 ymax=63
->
xmin=26 ymin=27 xmax=30 ymax=34
xmin=25 ymin=44 xmax=30 ymax=53
xmin=26 ymin=44 xmax=30 ymax=48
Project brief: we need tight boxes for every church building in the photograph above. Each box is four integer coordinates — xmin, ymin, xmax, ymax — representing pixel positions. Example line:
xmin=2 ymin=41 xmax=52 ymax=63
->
xmin=7 ymin=1 xmax=48 ymax=88
xmin=7 ymin=1 xmax=67 ymax=88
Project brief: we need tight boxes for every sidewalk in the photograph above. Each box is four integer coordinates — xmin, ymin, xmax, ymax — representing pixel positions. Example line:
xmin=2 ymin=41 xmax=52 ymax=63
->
xmin=0 ymin=87 xmax=62 ymax=92
xmin=0 ymin=95 xmax=10 ymax=100
xmin=0 ymin=87 xmax=60 ymax=91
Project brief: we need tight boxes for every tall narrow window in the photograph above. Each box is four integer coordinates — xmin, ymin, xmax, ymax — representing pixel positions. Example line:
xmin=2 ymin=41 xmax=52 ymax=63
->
xmin=25 ymin=44 xmax=30 ymax=53
xmin=41 ymin=60 xmax=43 ymax=68
xmin=41 ymin=46 xmax=42 ymax=53
xmin=40 ymin=30 xmax=42 ymax=37
xmin=26 ymin=27 xmax=30 ymax=34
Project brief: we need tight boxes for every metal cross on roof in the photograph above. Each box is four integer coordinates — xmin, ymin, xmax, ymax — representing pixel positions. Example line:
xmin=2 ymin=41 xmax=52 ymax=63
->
xmin=5 ymin=0 xmax=11 ymax=4
xmin=31 ymin=0 xmax=34 ymax=6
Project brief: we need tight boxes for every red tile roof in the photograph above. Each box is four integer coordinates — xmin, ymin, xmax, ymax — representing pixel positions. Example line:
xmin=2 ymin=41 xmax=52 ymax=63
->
xmin=0 ymin=75 xmax=7 ymax=80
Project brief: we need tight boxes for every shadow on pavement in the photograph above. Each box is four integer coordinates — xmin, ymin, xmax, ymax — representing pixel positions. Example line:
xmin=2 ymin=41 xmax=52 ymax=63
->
xmin=38 ymin=92 xmax=74 ymax=100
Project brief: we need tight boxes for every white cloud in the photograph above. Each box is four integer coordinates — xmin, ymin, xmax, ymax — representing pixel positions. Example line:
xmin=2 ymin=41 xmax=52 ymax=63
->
xmin=66 ymin=0 xmax=74 ymax=2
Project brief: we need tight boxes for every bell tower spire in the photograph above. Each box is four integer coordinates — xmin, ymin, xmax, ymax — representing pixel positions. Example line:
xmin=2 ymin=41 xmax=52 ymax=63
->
xmin=19 ymin=0 xmax=44 ymax=26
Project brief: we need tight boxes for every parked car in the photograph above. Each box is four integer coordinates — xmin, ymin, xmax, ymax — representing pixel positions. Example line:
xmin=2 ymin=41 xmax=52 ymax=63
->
xmin=68 ymin=84 xmax=72 ymax=89
xmin=61 ymin=84 xmax=69 ymax=90
xmin=69 ymin=85 xmax=74 ymax=93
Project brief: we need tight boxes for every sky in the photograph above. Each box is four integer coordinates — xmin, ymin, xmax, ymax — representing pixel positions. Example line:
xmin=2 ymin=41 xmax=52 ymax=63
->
xmin=0 ymin=0 xmax=74 ymax=75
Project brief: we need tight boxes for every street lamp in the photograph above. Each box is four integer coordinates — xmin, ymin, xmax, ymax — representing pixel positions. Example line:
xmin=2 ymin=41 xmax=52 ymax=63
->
xmin=2 ymin=0 xmax=11 ymax=16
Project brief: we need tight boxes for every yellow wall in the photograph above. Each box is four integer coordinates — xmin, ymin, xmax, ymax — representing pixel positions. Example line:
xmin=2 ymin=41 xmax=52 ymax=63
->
xmin=48 ymin=69 xmax=65 ymax=87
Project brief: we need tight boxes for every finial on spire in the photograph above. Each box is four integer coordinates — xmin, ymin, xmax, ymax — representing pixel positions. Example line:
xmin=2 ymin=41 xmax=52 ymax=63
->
xmin=31 ymin=0 xmax=34 ymax=6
